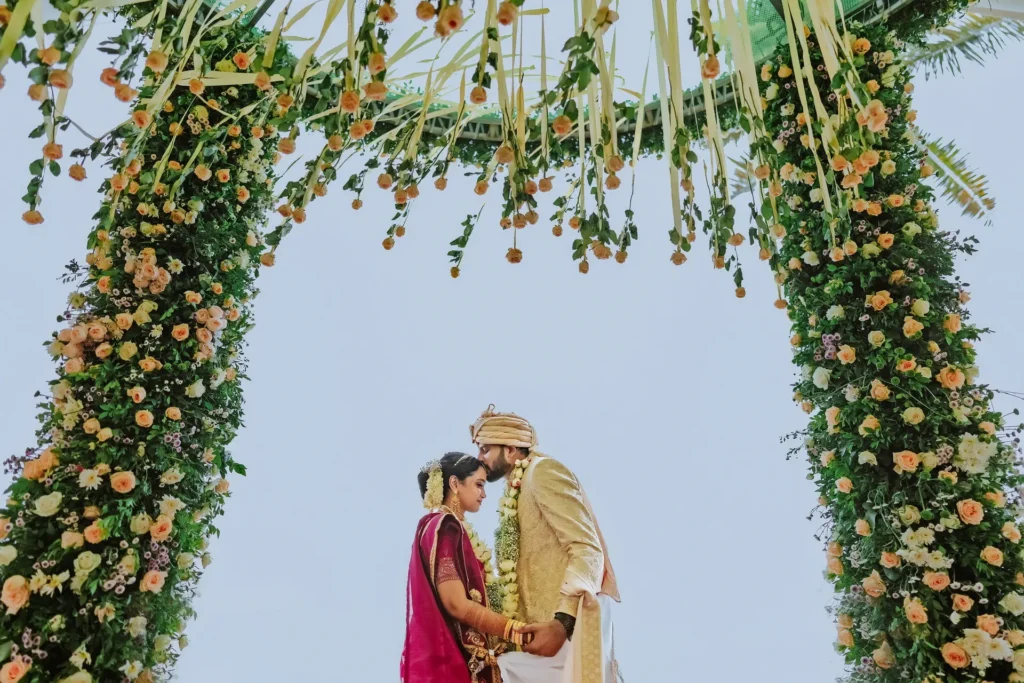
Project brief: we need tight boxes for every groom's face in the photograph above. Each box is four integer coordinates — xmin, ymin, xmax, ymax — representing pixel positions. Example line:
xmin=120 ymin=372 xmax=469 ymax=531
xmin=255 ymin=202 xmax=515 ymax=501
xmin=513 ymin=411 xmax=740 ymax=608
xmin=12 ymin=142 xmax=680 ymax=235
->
xmin=477 ymin=444 xmax=512 ymax=482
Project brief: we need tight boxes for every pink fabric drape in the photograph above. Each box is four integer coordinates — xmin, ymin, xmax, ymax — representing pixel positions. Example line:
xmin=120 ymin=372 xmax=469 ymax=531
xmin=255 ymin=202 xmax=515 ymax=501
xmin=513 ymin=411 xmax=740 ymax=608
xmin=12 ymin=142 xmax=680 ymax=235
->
xmin=400 ymin=512 xmax=497 ymax=683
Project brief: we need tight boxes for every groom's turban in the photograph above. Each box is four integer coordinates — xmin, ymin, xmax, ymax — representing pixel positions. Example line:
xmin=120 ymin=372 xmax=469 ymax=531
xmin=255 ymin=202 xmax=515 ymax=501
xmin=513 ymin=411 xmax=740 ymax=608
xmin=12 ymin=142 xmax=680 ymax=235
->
xmin=470 ymin=405 xmax=538 ymax=450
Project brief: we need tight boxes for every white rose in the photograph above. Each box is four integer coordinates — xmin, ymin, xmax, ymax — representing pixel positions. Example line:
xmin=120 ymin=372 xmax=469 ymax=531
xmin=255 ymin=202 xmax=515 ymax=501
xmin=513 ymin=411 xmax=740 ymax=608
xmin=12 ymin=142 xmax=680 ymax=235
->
xmin=1001 ymin=592 xmax=1024 ymax=617
xmin=781 ymin=103 xmax=795 ymax=116
xmin=201 ymin=553 xmax=213 ymax=568
xmin=911 ymin=299 xmax=930 ymax=316
xmin=154 ymin=634 xmax=172 ymax=650
xmin=861 ymin=243 xmax=881 ymax=258
xmin=826 ymin=305 xmax=845 ymax=321
xmin=809 ymin=188 xmax=823 ymax=203
xmin=917 ymin=367 xmax=932 ymax=379
xmin=0 ymin=546 xmax=17 ymax=566
xmin=127 ymin=616 xmax=148 ymax=638
xmin=858 ymin=451 xmax=878 ymax=466
xmin=161 ymin=468 xmax=184 ymax=486
xmin=844 ymin=385 xmax=860 ymax=402
xmin=773 ymin=139 xmax=786 ymax=153
xmin=177 ymin=553 xmax=195 ymax=569
xmin=802 ymin=250 xmax=821 ymax=266
xmin=813 ymin=367 xmax=831 ymax=390
xmin=765 ymin=83 xmax=779 ymax=100
xmin=74 ymin=551 xmax=102 ymax=574
xmin=186 ymin=380 xmax=206 ymax=398
xmin=902 ymin=222 xmax=922 ymax=239
xmin=34 ymin=491 xmax=63 ymax=517
xmin=130 ymin=513 xmax=153 ymax=535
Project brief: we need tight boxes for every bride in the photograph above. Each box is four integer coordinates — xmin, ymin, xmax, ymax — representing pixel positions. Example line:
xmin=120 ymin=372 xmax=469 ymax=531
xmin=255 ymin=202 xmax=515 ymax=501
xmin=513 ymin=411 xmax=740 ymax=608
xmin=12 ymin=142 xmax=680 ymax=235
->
xmin=401 ymin=452 xmax=533 ymax=683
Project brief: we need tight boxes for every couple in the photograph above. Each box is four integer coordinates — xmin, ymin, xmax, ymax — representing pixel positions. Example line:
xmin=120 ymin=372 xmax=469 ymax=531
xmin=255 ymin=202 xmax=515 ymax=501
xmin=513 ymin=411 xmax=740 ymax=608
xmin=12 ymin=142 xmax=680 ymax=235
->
xmin=400 ymin=406 xmax=621 ymax=683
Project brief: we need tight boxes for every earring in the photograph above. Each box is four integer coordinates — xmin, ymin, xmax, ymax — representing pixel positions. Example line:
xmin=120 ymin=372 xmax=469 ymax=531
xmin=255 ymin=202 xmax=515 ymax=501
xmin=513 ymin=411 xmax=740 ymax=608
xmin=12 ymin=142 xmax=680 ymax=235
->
xmin=451 ymin=492 xmax=463 ymax=518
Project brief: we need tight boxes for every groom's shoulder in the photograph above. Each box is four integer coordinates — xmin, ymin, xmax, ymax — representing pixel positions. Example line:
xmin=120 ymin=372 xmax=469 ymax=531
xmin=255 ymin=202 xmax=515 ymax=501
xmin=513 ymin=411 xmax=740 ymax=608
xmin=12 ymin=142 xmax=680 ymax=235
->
xmin=525 ymin=455 xmax=578 ymax=483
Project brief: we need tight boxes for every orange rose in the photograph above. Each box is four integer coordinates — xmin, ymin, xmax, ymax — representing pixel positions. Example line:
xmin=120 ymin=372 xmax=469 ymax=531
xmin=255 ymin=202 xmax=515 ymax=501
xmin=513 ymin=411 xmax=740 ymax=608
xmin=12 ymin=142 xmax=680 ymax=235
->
xmin=22 ymin=210 xmax=44 ymax=225
xmin=232 ymin=51 xmax=251 ymax=70
xmin=83 ymin=521 xmax=105 ymax=543
xmin=377 ymin=2 xmax=397 ymax=22
xmin=952 ymin=594 xmax=974 ymax=612
xmin=215 ymin=479 xmax=230 ymax=494
xmin=893 ymin=450 xmax=920 ymax=474
xmin=114 ymin=83 xmax=138 ymax=102
xmin=363 ymin=81 xmax=387 ymax=101
xmin=897 ymin=358 xmax=917 ymax=373
xmin=836 ymin=477 xmax=853 ymax=494
xmin=904 ymin=598 xmax=928 ymax=625
xmin=139 ymin=356 xmax=162 ymax=372
xmin=923 ymin=571 xmax=950 ymax=591
xmin=61 ymin=531 xmax=84 ymax=549
xmin=552 ymin=115 xmax=573 ymax=137
xmin=135 ymin=410 xmax=154 ymax=428
xmin=957 ymin=499 xmax=984 ymax=525
xmin=140 ymin=570 xmax=167 ymax=594
xmin=416 ymin=0 xmax=436 ymax=20
xmin=869 ymin=290 xmax=893 ymax=311
xmin=903 ymin=316 xmax=925 ymax=338
xmin=837 ymin=629 xmax=854 ymax=647
xmin=100 ymin=67 xmax=120 ymax=86
xmin=165 ymin=407 xmax=181 ymax=421
xmin=855 ymin=519 xmax=871 ymax=536
xmin=237 ymin=187 xmax=250 ymax=203
xmin=936 ymin=366 xmax=966 ymax=390
xmin=862 ymin=570 xmax=886 ymax=598
xmin=194 ymin=165 xmax=213 ymax=182
xmin=216 ymin=168 xmax=230 ymax=183
xmin=888 ymin=194 xmax=905 ymax=208
xmin=944 ymin=313 xmax=962 ymax=334
xmin=1 ymin=576 xmax=29 ymax=615
xmin=1003 ymin=522 xmax=1022 ymax=543
xmin=976 ymin=614 xmax=1001 ymax=636
xmin=171 ymin=324 xmax=190 ymax=341
xmin=858 ymin=415 xmax=880 ymax=436
xmin=111 ymin=471 xmax=137 ymax=493
xmin=145 ymin=50 xmax=169 ymax=73
xmin=869 ymin=379 xmax=891 ymax=401
xmin=986 ymin=490 xmax=1006 ymax=507
xmin=877 ymin=233 xmax=894 ymax=249
xmin=48 ymin=69 xmax=72 ymax=88
xmin=132 ymin=110 xmax=152 ymax=129
xmin=980 ymin=546 xmax=1003 ymax=566
xmin=0 ymin=656 xmax=30 ymax=683
xmin=368 ymin=52 xmax=386 ymax=75
xmin=941 ymin=643 xmax=969 ymax=669
xmin=149 ymin=515 xmax=173 ymax=542
xmin=827 ymin=557 xmax=843 ymax=575
xmin=880 ymin=552 xmax=901 ymax=568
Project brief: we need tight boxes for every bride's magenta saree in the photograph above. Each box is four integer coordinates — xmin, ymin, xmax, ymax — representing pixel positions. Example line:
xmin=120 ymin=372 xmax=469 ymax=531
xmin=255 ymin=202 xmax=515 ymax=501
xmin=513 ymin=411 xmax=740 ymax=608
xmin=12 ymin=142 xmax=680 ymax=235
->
xmin=400 ymin=512 xmax=501 ymax=683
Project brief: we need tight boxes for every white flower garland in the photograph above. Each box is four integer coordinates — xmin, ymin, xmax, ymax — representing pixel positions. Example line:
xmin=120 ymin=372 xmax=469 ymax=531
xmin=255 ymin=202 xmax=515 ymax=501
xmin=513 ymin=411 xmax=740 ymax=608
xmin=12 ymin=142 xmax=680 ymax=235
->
xmin=494 ymin=456 xmax=531 ymax=618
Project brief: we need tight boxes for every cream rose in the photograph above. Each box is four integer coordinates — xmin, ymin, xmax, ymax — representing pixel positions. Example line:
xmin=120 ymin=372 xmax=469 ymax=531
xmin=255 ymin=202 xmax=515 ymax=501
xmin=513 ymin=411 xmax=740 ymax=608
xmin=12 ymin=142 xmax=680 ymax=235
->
xmin=902 ymin=407 xmax=925 ymax=425
xmin=34 ymin=491 xmax=63 ymax=517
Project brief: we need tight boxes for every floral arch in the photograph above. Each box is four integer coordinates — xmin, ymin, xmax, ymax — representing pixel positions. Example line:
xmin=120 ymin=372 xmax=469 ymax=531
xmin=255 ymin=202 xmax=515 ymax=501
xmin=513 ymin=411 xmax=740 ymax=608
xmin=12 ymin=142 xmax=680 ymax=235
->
xmin=0 ymin=0 xmax=1023 ymax=681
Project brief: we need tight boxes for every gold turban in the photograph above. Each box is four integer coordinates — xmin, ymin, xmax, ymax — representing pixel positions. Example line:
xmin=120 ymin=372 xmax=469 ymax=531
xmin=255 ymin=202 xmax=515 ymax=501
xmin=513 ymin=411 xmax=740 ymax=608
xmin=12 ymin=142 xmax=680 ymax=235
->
xmin=470 ymin=404 xmax=538 ymax=450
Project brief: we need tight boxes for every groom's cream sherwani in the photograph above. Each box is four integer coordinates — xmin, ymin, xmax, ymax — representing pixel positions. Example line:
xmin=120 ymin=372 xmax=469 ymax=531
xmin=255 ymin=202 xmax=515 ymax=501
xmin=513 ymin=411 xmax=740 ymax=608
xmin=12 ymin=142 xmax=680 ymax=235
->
xmin=502 ymin=455 xmax=620 ymax=683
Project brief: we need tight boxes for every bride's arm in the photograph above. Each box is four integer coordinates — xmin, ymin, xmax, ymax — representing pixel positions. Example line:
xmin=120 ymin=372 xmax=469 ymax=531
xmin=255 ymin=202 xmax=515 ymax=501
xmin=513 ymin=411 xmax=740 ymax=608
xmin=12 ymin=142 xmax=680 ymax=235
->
xmin=437 ymin=579 xmax=529 ymax=644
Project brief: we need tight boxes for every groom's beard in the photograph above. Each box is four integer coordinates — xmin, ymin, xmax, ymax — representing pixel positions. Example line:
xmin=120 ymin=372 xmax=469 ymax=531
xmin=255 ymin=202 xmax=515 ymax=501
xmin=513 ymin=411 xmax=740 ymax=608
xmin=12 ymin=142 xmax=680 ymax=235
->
xmin=486 ymin=454 xmax=511 ymax=482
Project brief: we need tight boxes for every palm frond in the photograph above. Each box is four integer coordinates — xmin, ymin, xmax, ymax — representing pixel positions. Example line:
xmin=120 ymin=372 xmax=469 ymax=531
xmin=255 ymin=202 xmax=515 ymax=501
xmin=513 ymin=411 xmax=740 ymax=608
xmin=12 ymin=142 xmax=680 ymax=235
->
xmin=913 ymin=128 xmax=996 ymax=220
xmin=905 ymin=12 xmax=1024 ymax=79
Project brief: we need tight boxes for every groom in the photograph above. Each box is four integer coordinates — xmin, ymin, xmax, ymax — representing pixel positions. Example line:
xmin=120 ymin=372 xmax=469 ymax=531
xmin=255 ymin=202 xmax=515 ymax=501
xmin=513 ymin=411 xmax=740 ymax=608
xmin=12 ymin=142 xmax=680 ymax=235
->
xmin=471 ymin=406 xmax=620 ymax=683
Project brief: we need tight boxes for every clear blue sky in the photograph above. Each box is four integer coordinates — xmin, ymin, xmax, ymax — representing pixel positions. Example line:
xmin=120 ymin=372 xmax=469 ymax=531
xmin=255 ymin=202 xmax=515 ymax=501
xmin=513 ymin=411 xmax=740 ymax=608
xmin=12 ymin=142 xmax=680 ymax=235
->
xmin=1 ymin=8 xmax=1022 ymax=682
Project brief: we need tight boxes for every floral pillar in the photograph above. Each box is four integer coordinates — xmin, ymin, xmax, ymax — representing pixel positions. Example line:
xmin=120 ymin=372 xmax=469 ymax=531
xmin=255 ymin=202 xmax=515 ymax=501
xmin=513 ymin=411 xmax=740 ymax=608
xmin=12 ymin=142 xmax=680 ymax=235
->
xmin=759 ymin=6 xmax=1024 ymax=682
xmin=0 ymin=19 xmax=287 ymax=683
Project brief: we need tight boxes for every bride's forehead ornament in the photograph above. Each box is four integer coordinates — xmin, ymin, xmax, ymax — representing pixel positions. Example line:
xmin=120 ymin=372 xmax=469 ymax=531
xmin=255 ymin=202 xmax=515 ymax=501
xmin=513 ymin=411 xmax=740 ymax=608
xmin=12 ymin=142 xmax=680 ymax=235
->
xmin=469 ymin=404 xmax=538 ymax=450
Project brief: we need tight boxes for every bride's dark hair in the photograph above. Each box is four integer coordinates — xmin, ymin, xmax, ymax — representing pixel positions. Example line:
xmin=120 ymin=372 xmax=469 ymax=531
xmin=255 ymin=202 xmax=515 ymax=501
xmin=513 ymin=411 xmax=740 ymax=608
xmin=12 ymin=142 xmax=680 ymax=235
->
xmin=418 ymin=452 xmax=486 ymax=501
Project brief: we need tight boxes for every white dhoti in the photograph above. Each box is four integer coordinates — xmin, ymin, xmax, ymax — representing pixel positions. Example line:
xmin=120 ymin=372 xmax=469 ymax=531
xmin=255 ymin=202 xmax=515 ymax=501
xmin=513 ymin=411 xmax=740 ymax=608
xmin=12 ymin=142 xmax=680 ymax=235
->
xmin=498 ymin=595 xmax=618 ymax=683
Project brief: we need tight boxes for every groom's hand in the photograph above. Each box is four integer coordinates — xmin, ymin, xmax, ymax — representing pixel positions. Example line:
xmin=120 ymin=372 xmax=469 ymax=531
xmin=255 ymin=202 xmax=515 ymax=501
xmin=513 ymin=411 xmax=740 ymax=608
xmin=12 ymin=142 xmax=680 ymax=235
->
xmin=519 ymin=620 xmax=567 ymax=657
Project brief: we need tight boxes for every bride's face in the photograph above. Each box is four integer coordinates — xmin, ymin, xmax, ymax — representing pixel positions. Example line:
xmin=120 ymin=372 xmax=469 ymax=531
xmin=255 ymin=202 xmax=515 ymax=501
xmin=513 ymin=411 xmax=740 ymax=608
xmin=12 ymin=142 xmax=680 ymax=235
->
xmin=455 ymin=467 xmax=488 ymax=514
